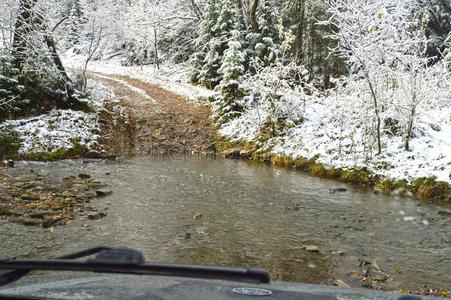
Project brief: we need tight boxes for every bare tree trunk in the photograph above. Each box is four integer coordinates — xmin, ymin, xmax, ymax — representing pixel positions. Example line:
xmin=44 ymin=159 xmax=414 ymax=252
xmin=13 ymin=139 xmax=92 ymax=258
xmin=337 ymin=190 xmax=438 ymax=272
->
xmin=34 ymin=9 xmax=73 ymax=90
xmin=250 ymin=0 xmax=260 ymax=32
xmin=295 ymin=0 xmax=306 ymax=65
xmin=81 ymin=22 xmax=103 ymax=92
xmin=12 ymin=0 xmax=38 ymax=71
xmin=405 ymin=103 xmax=416 ymax=151
xmin=190 ymin=0 xmax=203 ymax=20
xmin=13 ymin=0 xmax=80 ymax=105
xmin=154 ymin=27 xmax=160 ymax=70
xmin=43 ymin=30 xmax=72 ymax=84
xmin=365 ymin=74 xmax=382 ymax=155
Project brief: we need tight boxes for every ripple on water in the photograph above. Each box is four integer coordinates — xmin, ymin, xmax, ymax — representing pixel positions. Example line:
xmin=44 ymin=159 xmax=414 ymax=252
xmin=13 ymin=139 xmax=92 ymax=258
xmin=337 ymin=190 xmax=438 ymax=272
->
xmin=1 ymin=155 xmax=450 ymax=291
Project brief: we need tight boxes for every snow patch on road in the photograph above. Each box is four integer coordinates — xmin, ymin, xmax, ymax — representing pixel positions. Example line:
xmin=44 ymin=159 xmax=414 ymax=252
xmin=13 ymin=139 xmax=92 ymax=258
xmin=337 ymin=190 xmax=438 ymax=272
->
xmin=91 ymin=73 xmax=155 ymax=104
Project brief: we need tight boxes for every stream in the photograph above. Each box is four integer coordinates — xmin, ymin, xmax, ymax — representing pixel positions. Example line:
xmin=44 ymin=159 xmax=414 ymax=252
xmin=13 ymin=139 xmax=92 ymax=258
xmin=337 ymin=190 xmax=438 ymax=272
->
xmin=1 ymin=155 xmax=450 ymax=291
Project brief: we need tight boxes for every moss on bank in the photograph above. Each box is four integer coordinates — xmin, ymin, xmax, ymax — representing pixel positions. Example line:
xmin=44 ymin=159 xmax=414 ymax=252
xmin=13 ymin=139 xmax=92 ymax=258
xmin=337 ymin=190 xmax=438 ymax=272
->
xmin=215 ymin=137 xmax=451 ymax=204
xmin=19 ymin=140 xmax=92 ymax=162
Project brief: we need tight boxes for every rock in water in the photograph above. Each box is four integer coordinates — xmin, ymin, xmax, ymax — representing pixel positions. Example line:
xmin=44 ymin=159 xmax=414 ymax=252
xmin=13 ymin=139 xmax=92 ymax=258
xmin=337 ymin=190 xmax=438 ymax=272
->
xmin=329 ymin=188 xmax=348 ymax=194
xmin=96 ymin=189 xmax=113 ymax=197
xmin=12 ymin=217 xmax=41 ymax=226
xmin=438 ymin=209 xmax=451 ymax=217
xmin=88 ymin=210 xmax=107 ymax=220
xmin=223 ymin=148 xmax=242 ymax=159
xmin=302 ymin=245 xmax=320 ymax=253
xmin=335 ymin=280 xmax=351 ymax=288
xmin=239 ymin=150 xmax=252 ymax=159
xmin=78 ymin=173 xmax=91 ymax=179
xmin=2 ymin=160 xmax=14 ymax=168
xmin=42 ymin=216 xmax=62 ymax=228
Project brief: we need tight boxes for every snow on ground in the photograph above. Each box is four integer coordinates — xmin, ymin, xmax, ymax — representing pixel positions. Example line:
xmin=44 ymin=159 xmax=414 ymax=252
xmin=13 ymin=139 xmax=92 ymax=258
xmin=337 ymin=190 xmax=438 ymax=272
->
xmin=2 ymin=109 xmax=99 ymax=154
xmin=62 ymin=52 xmax=451 ymax=184
xmin=237 ymin=95 xmax=451 ymax=184
xmin=1 ymin=80 xmax=112 ymax=154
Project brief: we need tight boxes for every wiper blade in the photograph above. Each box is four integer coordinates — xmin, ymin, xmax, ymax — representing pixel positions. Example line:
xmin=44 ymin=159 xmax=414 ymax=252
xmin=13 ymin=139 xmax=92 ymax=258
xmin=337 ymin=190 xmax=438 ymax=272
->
xmin=0 ymin=246 xmax=113 ymax=287
xmin=0 ymin=247 xmax=270 ymax=287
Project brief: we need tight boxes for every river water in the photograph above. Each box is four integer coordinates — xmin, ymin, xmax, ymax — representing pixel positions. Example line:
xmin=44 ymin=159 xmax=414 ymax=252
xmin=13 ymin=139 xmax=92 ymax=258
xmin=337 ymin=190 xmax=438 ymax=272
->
xmin=1 ymin=155 xmax=450 ymax=291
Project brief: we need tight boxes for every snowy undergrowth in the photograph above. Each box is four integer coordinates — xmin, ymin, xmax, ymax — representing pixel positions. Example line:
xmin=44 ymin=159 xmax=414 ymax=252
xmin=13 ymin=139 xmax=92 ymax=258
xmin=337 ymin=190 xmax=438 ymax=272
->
xmin=223 ymin=93 xmax=451 ymax=184
xmin=1 ymin=80 xmax=112 ymax=155
xmin=3 ymin=110 xmax=98 ymax=154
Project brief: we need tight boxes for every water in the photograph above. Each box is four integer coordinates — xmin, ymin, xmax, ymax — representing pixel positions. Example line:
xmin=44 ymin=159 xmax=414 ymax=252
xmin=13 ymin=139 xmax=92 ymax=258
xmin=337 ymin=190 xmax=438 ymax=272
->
xmin=1 ymin=155 xmax=450 ymax=290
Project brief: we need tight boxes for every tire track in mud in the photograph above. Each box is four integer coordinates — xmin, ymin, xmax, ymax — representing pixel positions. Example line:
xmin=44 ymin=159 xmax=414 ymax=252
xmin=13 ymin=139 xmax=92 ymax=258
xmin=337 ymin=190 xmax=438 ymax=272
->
xmin=90 ymin=72 xmax=217 ymax=155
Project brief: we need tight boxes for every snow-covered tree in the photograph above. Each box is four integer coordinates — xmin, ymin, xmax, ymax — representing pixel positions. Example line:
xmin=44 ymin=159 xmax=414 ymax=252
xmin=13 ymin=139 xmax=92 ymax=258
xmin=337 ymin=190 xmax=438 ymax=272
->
xmin=213 ymin=29 xmax=246 ymax=123
xmin=195 ymin=0 xmax=245 ymax=88
xmin=191 ymin=0 xmax=220 ymax=84
xmin=0 ymin=51 xmax=24 ymax=114
xmin=64 ymin=2 xmax=84 ymax=48
xmin=242 ymin=25 xmax=309 ymax=138
xmin=118 ymin=0 xmax=203 ymax=66
xmin=248 ymin=0 xmax=280 ymax=65
xmin=323 ymin=0 xmax=425 ymax=155
xmin=418 ymin=0 xmax=451 ymax=60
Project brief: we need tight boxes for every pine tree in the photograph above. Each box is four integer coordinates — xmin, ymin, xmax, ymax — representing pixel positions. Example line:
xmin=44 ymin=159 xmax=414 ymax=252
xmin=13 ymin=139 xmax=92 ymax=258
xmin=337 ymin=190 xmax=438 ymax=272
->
xmin=192 ymin=0 xmax=244 ymax=88
xmin=190 ymin=0 xmax=220 ymax=84
xmin=66 ymin=4 xmax=84 ymax=48
xmin=248 ymin=0 xmax=280 ymax=65
xmin=0 ymin=51 xmax=25 ymax=116
xmin=214 ymin=29 xmax=246 ymax=122
xmin=419 ymin=0 xmax=451 ymax=60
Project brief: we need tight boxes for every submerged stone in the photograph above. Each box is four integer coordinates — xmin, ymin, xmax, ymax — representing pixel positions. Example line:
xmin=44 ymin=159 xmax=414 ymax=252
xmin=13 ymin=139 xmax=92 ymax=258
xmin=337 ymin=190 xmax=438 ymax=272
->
xmin=96 ymin=189 xmax=113 ymax=197
xmin=303 ymin=245 xmax=320 ymax=253
xmin=437 ymin=209 xmax=451 ymax=217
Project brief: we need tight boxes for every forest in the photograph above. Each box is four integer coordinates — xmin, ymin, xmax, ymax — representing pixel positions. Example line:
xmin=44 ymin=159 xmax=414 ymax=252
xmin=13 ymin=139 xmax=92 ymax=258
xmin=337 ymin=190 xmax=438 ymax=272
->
xmin=1 ymin=1 xmax=451 ymax=296
xmin=0 ymin=0 xmax=450 ymax=188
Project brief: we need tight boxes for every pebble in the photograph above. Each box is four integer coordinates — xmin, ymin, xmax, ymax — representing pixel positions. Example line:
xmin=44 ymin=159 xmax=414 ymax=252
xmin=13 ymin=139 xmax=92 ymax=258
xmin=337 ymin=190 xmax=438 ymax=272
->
xmin=88 ymin=210 xmax=107 ymax=220
xmin=371 ymin=271 xmax=388 ymax=282
xmin=302 ymin=245 xmax=320 ymax=253
xmin=96 ymin=189 xmax=113 ymax=197
xmin=2 ymin=160 xmax=14 ymax=168
xmin=20 ymin=194 xmax=40 ymax=201
xmin=42 ymin=216 xmax=62 ymax=228
xmin=12 ymin=217 xmax=42 ymax=226
xmin=222 ymin=148 xmax=242 ymax=159
xmin=28 ymin=211 xmax=51 ymax=219
xmin=335 ymin=280 xmax=351 ymax=288
xmin=78 ymin=173 xmax=91 ymax=179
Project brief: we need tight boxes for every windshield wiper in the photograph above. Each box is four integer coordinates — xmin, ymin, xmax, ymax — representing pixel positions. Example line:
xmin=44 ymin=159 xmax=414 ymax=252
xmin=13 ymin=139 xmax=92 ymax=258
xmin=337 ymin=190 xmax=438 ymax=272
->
xmin=0 ymin=247 xmax=270 ymax=287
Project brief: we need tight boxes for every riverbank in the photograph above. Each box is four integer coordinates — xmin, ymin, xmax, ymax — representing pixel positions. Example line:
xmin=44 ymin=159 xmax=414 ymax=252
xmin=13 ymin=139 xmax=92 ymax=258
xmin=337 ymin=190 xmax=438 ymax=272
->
xmin=0 ymin=80 xmax=112 ymax=160
xmin=1 ymin=56 xmax=450 ymax=204
xmin=215 ymin=140 xmax=451 ymax=205
xmin=60 ymin=55 xmax=451 ymax=205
